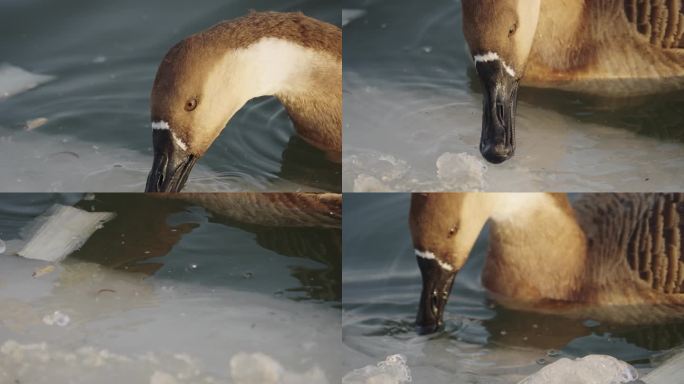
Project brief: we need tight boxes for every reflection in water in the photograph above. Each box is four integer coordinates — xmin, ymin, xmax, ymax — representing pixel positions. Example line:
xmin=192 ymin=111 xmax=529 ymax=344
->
xmin=70 ymin=193 xmax=341 ymax=302
xmin=0 ymin=193 xmax=342 ymax=382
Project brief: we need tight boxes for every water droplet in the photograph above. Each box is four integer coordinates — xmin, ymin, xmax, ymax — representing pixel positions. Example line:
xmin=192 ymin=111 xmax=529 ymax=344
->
xmin=536 ymin=358 xmax=548 ymax=366
xmin=547 ymin=349 xmax=560 ymax=358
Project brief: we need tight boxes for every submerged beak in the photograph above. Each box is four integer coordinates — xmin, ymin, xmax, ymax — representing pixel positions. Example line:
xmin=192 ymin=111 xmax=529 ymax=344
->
xmin=476 ymin=60 xmax=519 ymax=164
xmin=145 ymin=129 xmax=198 ymax=192
xmin=416 ymin=256 xmax=457 ymax=335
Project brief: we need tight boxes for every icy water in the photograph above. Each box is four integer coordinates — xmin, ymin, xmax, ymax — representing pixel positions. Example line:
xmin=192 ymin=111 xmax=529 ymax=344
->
xmin=342 ymin=194 xmax=684 ymax=383
xmin=342 ymin=0 xmax=684 ymax=192
xmin=0 ymin=0 xmax=340 ymax=192
xmin=0 ymin=194 xmax=342 ymax=383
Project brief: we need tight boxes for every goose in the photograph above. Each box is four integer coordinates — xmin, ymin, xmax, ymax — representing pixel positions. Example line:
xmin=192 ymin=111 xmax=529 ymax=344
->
xmin=460 ymin=0 xmax=684 ymax=163
xmin=145 ymin=11 xmax=341 ymax=192
xmin=410 ymin=192 xmax=684 ymax=334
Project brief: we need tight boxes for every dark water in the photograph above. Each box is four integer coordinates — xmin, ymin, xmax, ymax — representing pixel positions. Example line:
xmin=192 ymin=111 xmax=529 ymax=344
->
xmin=342 ymin=193 xmax=684 ymax=383
xmin=0 ymin=193 xmax=342 ymax=382
xmin=0 ymin=0 xmax=340 ymax=192
xmin=342 ymin=0 xmax=684 ymax=192
xmin=0 ymin=193 xmax=341 ymax=303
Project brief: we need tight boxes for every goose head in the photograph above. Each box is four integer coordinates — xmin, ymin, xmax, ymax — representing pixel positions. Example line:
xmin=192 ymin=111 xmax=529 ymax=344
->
xmin=461 ymin=0 xmax=541 ymax=163
xmin=410 ymin=193 xmax=556 ymax=334
xmin=146 ymin=36 xmax=245 ymax=192
xmin=145 ymin=29 xmax=322 ymax=192
xmin=410 ymin=193 xmax=491 ymax=334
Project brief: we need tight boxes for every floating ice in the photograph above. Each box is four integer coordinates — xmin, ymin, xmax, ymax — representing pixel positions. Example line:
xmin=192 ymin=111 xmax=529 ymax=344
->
xmin=230 ymin=352 xmax=329 ymax=384
xmin=345 ymin=150 xmax=488 ymax=191
xmin=0 ymin=340 xmax=332 ymax=384
xmin=42 ymin=310 xmax=71 ymax=327
xmin=0 ymin=63 xmax=54 ymax=99
xmin=642 ymin=350 xmax=684 ymax=384
xmin=342 ymin=355 xmax=412 ymax=384
xmin=342 ymin=9 xmax=367 ymax=26
xmin=436 ymin=152 xmax=487 ymax=191
xmin=519 ymin=355 xmax=638 ymax=384
xmin=15 ymin=204 xmax=115 ymax=262
xmin=24 ymin=117 xmax=49 ymax=131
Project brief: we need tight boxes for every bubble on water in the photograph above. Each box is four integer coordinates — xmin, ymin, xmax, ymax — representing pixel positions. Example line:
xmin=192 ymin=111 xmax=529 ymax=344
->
xmin=342 ymin=354 xmax=412 ymax=384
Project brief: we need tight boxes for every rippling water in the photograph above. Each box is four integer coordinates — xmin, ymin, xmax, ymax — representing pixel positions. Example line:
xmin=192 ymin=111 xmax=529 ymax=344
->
xmin=0 ymin=194 xmax=342 ymax=382
xmin=342 ymin=194 xmax=684 ymax=383
xmin=342 ymin=0 xmax=684 ymax=192
xmin=0 ymin=0 xmax=340 ymax=192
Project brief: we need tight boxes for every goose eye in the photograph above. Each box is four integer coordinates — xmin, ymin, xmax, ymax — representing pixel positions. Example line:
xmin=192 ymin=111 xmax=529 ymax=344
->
xmin=508 ymin=23 xmax=518 ymax=37
xmin=185 ymin=98 xmax=198 ymax=111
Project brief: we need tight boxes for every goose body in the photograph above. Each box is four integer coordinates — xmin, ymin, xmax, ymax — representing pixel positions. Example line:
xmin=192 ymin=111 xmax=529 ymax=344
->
xmin=145 ymin=12 xmax=341 ymax=192
xmin=460 ymin=0 xmax=684 ymax=163
xmin=410 ymin=193 xmax=684 ymax=333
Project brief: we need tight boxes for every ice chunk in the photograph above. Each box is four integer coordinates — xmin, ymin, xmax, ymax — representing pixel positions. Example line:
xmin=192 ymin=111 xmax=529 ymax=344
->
xmin=229 ymin=352 xmax=329 ymax=384
xmin=16 ymin=204 xmax=115 ymax=262
xmin=149 ymin=371 xmax=179 ymax=384
xmin=0 ymin=63 xmax=54 ymax=99
xmin=24 ymin=117 xmax=48 ymax=131
xmin=642 ymin=350 xmax=684 ymax=384
xmin=436 ymin=152 xmax=487 ymax=191
xmin=342 ymin=355 xmax=412 ymax=384
xmin=342 ymin=9 xmax=367 ymax=26
xmin=353 ymin=175 xmax=393 ymax=192
xmin=519 ymin=355 xmax=638 ymax=384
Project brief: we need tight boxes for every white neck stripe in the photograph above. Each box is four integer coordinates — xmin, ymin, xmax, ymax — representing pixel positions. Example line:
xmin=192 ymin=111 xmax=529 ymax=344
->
xmin=151 ymin=120 xmax=170 ymax=130
xmin=151 ymin=120 xmax=188 ymax=151
xmin=172 ymin=132 xmax=188 ymax=151
xmin=473 ymin=51 xmax=517 ymax=78
xmin=415 ymin=249 xmax=454 ymax=272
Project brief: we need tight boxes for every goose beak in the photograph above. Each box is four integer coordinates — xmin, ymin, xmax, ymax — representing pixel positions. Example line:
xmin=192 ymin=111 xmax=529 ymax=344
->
xmin=476 ymin=61 xmax=519 ymax=164
xmin=145 ymin=129 xmax=198 ymax=192
xmin=416 ymin=256 xmax=457 ymax=335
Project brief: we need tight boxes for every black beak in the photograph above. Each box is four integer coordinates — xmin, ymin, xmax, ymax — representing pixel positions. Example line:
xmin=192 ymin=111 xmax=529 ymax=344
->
xmin=145 ymin=129 xmax=198 ymax=192
xmin=476 ymin=60 xmax=519 ymax=164
xmin=416 ymin=256 xmax=457 ymax=335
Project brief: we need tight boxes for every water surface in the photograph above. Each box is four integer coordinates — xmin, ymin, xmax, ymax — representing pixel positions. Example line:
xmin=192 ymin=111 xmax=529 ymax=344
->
xmin=342 ymin=194 xmax=684 ymax=383
xmin=0 ymin=0 xmax=340 ymax=192
xmin=342 ymin=0 xmax=684 ymax=192
xmin=0 ymin=193 xmax=342 ymax=382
